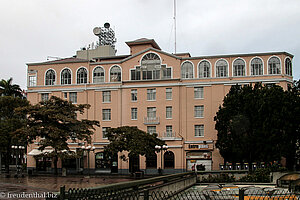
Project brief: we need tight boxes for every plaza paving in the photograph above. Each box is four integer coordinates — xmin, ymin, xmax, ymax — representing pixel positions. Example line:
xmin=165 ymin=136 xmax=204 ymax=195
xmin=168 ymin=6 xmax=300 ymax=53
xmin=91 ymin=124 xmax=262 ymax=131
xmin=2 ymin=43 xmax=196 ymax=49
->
xmin=0 ymin=175 xmax=133 ymax=199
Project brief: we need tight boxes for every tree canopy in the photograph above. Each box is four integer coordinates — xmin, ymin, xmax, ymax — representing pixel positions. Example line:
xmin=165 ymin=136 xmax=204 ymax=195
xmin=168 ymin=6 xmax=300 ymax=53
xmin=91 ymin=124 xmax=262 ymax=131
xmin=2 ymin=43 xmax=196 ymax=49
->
xmin=0 ymin=96 xmax=29 ymax=173
xmin=16 ymin=96 xmax=100 ymax=174
xmin=104 ymin=126 xmax=165 ymax=160
xmin=215 ymin=81 xmax=300 ymax=170
xmin=0 ymin=78 xmax=23 ymax=97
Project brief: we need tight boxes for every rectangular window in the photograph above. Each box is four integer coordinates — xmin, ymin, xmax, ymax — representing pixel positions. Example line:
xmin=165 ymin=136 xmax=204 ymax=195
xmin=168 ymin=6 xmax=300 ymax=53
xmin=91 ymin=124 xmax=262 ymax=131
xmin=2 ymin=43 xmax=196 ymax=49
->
xmin=147 ymin=107 xmax=156 ymax=119
xmin=131 ymin=108 xmax=137 ymax=120
xmin=165 ymin=125 xmax=173 ymax=137
xmin=163 ymin=66 xmax=172 ymax=79
xmin=28 ymin=76 xmax=37 ymax=86
xmin=102 ymin=109 xmax=111 ymax=121
xmin=194 ymin=87 xmax=204 ymax=99
xmin=102 ymin=91 xmax=111 ymax=103
xmin=217 ymin=66 xmax=227 ymax=77
xmin=166 ymin=88 xmax=172 ymax=100
xmin=102 ymin=127 xmax=110 ymax=139
xmin=142 ymin=70 xmax=160 ymax=80
xmin=166 ymin=106 xmax=172 ymax=119
xmin=194 ymin=105 xmax=204 ymax=118
xmin=69 ymin=92 xmax=77 ymax=103
xmin=147 ymin=126 xmax=156 ymax=134
xmin=195 ymin=125 xmax=204 ymax=137
xmin=234 ymin=65 xmax=245 ymax=76
xmin=131 ymin=69 xmax=141 ymax=80
xmin=166 ymin=68 xmax=172 ymax=78
xmin=41 ymin=93 xmax=49 ymax=101
xmin=147 ymin=89 xmax=156 ymax=101
xmin=131 ymin=89 xmax=137 ymax=102
xmin=64 ymin=92 xmax=68 ymax=99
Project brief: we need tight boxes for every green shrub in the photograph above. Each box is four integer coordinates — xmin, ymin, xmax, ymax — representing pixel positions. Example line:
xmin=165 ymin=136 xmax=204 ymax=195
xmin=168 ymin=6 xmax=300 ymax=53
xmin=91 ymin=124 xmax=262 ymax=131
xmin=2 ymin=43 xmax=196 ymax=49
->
xmin=239 ymin=168 xmax=270 ymax=182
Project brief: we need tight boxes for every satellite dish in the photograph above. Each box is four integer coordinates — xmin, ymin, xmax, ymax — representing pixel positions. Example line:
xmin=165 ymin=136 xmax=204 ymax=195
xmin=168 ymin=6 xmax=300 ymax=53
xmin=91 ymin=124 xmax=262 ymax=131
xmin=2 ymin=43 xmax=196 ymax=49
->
xmin=93 ymin=27 xmax=101 ymax=36
xmin=104 ymin=23 xmax=110 ymax=29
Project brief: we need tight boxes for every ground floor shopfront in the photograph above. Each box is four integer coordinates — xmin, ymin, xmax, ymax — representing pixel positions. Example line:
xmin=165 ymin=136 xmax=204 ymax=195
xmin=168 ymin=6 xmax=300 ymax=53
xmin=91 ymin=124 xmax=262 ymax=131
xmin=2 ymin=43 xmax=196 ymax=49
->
xmin=26 ymin=140 xmax=223 ymax=174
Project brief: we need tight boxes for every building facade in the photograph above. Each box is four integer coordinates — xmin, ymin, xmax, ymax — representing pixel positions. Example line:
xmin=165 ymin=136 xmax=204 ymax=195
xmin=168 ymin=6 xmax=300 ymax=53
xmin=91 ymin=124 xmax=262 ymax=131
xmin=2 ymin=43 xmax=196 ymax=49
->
xmin=26 ymin=38 xmax=294 ymax=174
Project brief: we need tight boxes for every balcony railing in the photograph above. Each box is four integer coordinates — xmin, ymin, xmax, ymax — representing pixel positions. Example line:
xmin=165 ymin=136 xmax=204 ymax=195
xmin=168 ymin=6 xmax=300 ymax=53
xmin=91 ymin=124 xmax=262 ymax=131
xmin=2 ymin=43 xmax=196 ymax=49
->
xmin=144 ymin=117 xmax=160 ymax=125
xmin=163 ymin=131 xmax=176 ymax=138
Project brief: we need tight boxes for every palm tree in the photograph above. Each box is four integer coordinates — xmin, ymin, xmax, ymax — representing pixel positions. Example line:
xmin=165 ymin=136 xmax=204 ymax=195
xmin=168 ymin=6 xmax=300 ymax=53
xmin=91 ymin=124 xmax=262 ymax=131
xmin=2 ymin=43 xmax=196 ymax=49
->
xmin=0 ymin=78 xmax=23 ymax=97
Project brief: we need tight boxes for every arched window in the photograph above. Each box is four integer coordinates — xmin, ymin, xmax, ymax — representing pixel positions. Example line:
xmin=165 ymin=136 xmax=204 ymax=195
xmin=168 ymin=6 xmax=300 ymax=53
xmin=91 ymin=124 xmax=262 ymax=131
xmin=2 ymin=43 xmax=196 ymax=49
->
xmin=164 ymin=151 xmax=174 ymax=169
xmin=61 ymin=68 xmax=71 ymax=85
xmin=285 ymin=58 xmax=292 ymax=76
xmin=140 ymin=53 xmax=161 ymax=80
xmin=251 ymin=58 xmax=263 ymax=75
xmin=216 ymin=59 xmax=228 ymax=77
xmin=93 ymin=66 xmax=105 ymax=83
xmin=146 ymin=153 xmax=157 ymax=169
xmin=198 ymin=61 xmax=210 ymax=78
xmin=233 ymin=59 xmax=245 ymax=76
xmin=268 ymin=57 xmax=281 ymax=74
xmin=181 ymin=61 xmax=194 ymax=79
xmin=141 ymin=53 xmax=161 ymax=66
xmin=77 ymin=67 xmax=87 ymax=84
xmin=110 ymin=65 xmax=121 ymax=82
xmin=45 ymin=69 xmax=56 ymax=85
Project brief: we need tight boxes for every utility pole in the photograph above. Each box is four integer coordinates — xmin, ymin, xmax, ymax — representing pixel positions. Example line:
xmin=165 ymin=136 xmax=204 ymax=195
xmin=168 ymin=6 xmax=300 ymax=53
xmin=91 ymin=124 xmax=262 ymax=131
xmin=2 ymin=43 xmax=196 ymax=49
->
xmin=174 ymin=0 xmax=177 ymax=54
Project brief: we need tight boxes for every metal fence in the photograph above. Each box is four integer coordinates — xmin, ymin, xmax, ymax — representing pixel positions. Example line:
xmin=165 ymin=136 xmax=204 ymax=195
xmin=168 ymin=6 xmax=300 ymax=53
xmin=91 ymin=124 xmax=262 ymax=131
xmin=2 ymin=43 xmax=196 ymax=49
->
xmin=48 ymin=187 xmax=299 ymax=200
xmin=47 ymin=172 xmax=196 ymax=200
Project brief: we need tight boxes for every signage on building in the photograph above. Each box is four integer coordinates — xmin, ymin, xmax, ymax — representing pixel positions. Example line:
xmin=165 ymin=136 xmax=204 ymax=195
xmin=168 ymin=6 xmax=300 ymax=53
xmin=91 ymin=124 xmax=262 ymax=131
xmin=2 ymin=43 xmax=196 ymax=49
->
xmin=187 ymin=144 xmax=213 ymax=150
xmin=189 ymin=144 xmax=208 ymax=149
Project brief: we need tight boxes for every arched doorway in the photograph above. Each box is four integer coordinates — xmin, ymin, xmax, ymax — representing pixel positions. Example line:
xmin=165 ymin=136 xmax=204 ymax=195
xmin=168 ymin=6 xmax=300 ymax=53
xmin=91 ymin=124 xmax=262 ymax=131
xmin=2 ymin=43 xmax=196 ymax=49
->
xmin=129 ymin=154 xmax=140 ymax=173
xmin=146 ymin=153 xmax=157 ymax=169
xmin=164 ymin=151 xmax=175 ymax=169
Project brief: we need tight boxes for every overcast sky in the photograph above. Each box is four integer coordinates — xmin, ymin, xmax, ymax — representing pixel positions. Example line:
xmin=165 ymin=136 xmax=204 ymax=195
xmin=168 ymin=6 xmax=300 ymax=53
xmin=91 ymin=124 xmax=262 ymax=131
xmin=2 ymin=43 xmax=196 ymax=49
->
xmin=0 ymin=0 xmax=299 ymax=89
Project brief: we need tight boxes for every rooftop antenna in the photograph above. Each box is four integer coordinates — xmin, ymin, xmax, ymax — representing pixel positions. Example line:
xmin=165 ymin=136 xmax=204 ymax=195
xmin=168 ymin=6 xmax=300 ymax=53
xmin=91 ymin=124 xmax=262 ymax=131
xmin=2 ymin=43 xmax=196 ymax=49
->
xmin=93 ymin=23 xmax=117 ymax=48
xmin=174 ymin=0 xmax=177 ymax=54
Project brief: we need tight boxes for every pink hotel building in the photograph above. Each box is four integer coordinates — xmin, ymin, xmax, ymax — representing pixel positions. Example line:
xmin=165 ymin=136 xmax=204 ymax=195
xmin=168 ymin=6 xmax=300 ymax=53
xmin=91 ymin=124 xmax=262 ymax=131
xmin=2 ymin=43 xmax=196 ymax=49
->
xmin=26 ymin=38 xmax=293 ymax=174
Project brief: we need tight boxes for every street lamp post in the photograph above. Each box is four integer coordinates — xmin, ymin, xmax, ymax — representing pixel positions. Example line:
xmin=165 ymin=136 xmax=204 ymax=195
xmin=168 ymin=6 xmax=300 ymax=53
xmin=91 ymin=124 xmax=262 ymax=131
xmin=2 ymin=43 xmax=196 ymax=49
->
xmin=76 ymin=142 xmax=84 ymax=174
xmin=155 ymin=145 xmax=168 ymax=175
xmin=81 ymin=145 xmax=95 ymax=177
xmin=11 ymin=145 xmax=25 ymax=178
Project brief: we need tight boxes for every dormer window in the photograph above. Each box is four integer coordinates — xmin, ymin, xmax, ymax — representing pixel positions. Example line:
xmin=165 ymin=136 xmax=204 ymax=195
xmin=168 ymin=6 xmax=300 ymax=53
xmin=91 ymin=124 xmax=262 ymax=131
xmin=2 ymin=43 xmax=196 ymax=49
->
xmin=45 ymin=69 xmax=56 ymax=85
xmin=141 ymin=53 xmax=161 ymax=80
xmin=268 ymin=56 xmax=281 ymax=75
xmin=61 ymin=68 xmax=71 ymax=85
xmin=181 ymin=61 xmax=194 ymax=79
xmin=77 ymin=67 xmax=87 ymax=84
xmin=110 ymin=65 xmax=121 ymax=82
xmin=93 ymin=66 xmax=105 ymax=83
xmin=131 ymin=53 xmax=171 ymax=81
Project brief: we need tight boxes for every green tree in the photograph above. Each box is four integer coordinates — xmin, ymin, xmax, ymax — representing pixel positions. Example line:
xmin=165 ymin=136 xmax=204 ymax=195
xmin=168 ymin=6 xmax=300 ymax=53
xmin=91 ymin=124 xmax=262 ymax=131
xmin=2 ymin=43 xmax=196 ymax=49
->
xmin=0 ymin=78 xmax=23 ymax=97
xmin=104 ymin=126 xmax=165 ymax=164
xmin=16 ymin=96 xmax=100 ymax=175
xmin=0 ymin=96 xmax=29 ymax=173
xmin=215 ymin=82 xmax=300 ymax=170
xmin=281 ymin=80 xmax=300 ymax=170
